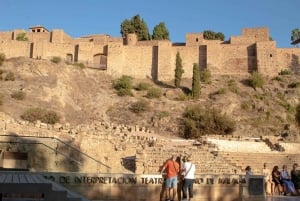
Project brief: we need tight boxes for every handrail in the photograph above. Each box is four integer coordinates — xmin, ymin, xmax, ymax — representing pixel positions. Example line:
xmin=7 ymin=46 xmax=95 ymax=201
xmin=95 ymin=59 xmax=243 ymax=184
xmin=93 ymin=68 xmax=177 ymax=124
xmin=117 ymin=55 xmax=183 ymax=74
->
xmin=0 ymin=134 xmax=111 ymax=169
xmin=0 ymin=140 xmax=82 ymax=165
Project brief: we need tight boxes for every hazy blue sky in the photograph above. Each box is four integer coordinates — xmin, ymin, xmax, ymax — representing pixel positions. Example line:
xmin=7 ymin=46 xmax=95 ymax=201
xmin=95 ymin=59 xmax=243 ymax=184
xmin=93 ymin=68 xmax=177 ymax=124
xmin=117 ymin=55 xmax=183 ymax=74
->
xmin=1 ymin=0 xmax=299 ymax=47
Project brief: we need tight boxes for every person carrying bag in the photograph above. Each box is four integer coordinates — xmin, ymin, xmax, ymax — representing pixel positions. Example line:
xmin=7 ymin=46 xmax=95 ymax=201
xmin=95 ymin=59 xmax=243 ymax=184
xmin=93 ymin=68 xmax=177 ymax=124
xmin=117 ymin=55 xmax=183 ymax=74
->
xmin=181 ymin=156 xmax=195 ymax=201
xmin=161 ymin=155 xmax=180 ymax=201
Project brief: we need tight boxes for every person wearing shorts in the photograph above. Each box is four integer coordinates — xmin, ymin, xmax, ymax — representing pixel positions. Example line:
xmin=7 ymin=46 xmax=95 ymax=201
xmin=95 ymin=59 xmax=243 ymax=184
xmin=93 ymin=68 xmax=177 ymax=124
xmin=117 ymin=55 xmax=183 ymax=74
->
xmin=161 ymin=155 xmax=180 ymax=201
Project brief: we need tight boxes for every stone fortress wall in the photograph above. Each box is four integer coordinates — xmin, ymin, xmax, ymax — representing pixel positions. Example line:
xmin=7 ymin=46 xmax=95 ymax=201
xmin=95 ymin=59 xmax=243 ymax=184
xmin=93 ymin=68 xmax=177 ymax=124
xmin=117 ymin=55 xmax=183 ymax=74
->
xmin=1 ymin=26 xmax=300 ymax=82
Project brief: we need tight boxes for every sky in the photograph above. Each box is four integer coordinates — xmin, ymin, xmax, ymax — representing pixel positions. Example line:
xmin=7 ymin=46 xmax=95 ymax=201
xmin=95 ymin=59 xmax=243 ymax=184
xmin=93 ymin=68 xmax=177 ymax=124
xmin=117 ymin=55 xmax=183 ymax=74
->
xmin=0 ymin=0 xmax=299 ymax=48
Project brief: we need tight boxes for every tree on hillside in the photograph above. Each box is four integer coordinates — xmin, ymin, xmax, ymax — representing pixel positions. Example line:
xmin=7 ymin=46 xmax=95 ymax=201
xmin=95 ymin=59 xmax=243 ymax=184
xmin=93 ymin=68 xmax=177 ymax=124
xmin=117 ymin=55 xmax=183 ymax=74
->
xmin=120 ymin=19 xmax=134 ymax=37
xmin=152 ymin=22 xmax=170 ymax=40
xmin=291 ymin=28 xmax=300 ymax=43
xmin=0 ymin=53 xmax=5 ymax=66
xmin=174 ymin=52 xmax=184 ymax=88
xmin=16 ymin=32 xmax=28 ymax=41
xmin=120 ymin=14 xmax=150 ymax=41
xmin=192 ymin=63 xmax=200 ymax=99
xmin=203 ymin=30 xmax=225 ymax=41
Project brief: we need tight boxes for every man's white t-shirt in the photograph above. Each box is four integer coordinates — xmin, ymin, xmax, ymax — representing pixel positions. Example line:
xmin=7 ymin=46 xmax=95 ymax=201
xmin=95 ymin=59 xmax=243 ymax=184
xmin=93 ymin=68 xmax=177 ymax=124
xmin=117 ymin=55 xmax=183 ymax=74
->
xmin=183 ymin=162 xmax=195 ymax=179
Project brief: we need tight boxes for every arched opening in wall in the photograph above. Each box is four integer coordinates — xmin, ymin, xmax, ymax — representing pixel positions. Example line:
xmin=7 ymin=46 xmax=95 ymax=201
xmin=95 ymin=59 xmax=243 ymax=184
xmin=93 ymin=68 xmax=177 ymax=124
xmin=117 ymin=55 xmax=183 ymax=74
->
xmin=66 ymin=54 xmax=73 ymax=63
xmin=93 ymin=53 xmax=107 ymax=70
xmin=196 ymin=38 xmax=199 ymax=42
xmin=270 ymin=54 xmax=272 ymax=57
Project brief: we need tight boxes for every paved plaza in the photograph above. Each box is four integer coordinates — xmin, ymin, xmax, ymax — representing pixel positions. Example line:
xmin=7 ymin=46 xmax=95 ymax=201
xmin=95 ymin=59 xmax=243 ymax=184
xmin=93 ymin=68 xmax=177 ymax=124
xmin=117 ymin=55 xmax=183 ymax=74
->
xmin=266 ymin=195 xmax=300 ymax=201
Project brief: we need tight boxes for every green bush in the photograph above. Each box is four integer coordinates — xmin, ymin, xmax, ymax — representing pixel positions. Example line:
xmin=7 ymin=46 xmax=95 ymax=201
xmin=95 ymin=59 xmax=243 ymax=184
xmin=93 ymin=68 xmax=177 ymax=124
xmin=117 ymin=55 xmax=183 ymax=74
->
xmin=182 ymin=105 xmax=236 ymax=139
xmin=174 ymin=93 xmax=189 ymax=101
xmin=11 ymin=91 xmax=26 ymax=100
xmin=40 ymin=111 xmax=60 ymax=124
xmin=279 ymin=69 xmax=291 ymax=75
xmin=73 ymin=63 xmax=85 ymax=69
xmin=272 ymin=76 xmax=283 ymax=82
xmin=288 ymin=82 xmax=300 ymax=88
xmin=130 ymin=99 xmax=150 ymax=113
xmin=21 ymin=108 xmax=60 ymax=124
xmin=200 ymin=69 xmax=211 ymax=84
xmin=116 ymin=88 xmax=133 ymax=96
xmin=157 ymin=111 xmax=170 ymax=119
xmin=228 ymin=79 xmax=239 ymax=94
xmin=113 ymin=75 xmax=133 ymax=96
xmin=241 ymin=102 xmax=251 ymax=110
xmin=113 ymin=75 xmax=133 ymax=90
xmin=146 ymin=87 xmax=162 ymax=99
xmin=276 ymin=92 xmax=285 ymax=101
xmin=254 ymin=94 xmax=266 ymax=100
xmin=0 ymin=53 xmax=5 ymax=66
xmin=135 ymin=82 xmax=151 ymax=91
xmin=216 ymin=88 xmax=227 ymax=95
xmin=16 ymin=33 xmax=28 ymax=41
xmin=4 ymin=71 xmax=15 ymax=81
xmin=51 ymin=56 xmax=62 ymax=64
xmin=249 ymin=71 xmax=265 ymax=89
xmin=280 ymin=102 xmax=295 ymax=113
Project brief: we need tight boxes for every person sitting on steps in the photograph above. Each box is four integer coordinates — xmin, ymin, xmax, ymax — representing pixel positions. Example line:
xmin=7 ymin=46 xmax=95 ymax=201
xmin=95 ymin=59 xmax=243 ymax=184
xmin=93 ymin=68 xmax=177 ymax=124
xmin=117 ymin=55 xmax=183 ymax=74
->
xmin=281 ymin=164 xmax=298 ymax=196
xmin=262 ymin=162 xmax=275 ymax=195
xmin=272 ymin=165 xmax=284 ymax=195
xmin=291 ymin=163 xmax=300 ymax=195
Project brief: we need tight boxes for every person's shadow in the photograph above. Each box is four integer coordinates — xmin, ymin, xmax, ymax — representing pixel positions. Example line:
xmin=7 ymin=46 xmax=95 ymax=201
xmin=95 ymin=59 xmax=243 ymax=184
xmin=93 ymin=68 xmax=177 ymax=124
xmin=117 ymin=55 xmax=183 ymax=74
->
xmin=159 ymin=175 xmax=167 ymax=201
xmin=159 ymin=160 xmax=167 ymax=201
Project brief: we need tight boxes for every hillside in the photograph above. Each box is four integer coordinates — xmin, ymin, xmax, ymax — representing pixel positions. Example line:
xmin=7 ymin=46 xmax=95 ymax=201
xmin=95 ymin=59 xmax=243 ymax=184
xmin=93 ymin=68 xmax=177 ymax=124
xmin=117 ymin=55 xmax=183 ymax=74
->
xmin=0 ymin=57 xmax=299 ymax=141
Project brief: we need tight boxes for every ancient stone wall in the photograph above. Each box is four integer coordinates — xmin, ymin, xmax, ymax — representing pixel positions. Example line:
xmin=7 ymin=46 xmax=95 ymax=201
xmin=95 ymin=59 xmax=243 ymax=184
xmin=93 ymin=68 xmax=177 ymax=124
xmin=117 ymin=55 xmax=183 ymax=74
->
xmin=175 ymin=46 xmax=201 ymax=78
xmin=27 ymin=32 xmax=50 ymax=42
xmin=277 ymin=48 xmax=300 ymax=73
xmin=256 ymin=41 xmax=279 ymax=75
xmin=221 ymin=44 xmax=256 ymax=74
xmin=0 ymin=41 xmax=31 ymax=58
xmin=206 ymin=43 xmax=223 ymax=74
xmin=242 ymin=27 xmax=269 ymax=41
xmin=0 ymin=31 xmax=13 ymax=41
xmin=157 ymin=41 xmax=174 ymax=81
xmin=231 ymin=27 xmax=269 ymax=45
xmin=0 ymin=112 xmax=162 ymax=173
xmin=35 ymin=41 xmax=75 ymax=60
xmin=1 ymin=26 xmax=300 ymax=82
xmin=122 ymin=46 xmax=154 ymax=78
xmin=1 ymin=111 xmax=300 ymax=178
xmin=107 ymin=41 xmax=124 ymax=77
xmin=185 ymin=32 xmax=205 ymax=46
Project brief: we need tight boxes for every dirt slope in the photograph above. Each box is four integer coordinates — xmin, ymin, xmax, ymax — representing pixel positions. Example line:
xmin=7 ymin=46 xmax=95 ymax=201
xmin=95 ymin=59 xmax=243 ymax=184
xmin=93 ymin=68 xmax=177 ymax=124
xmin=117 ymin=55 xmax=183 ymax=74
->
xmin=0 ymin=57 xmax=299 ymax=140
